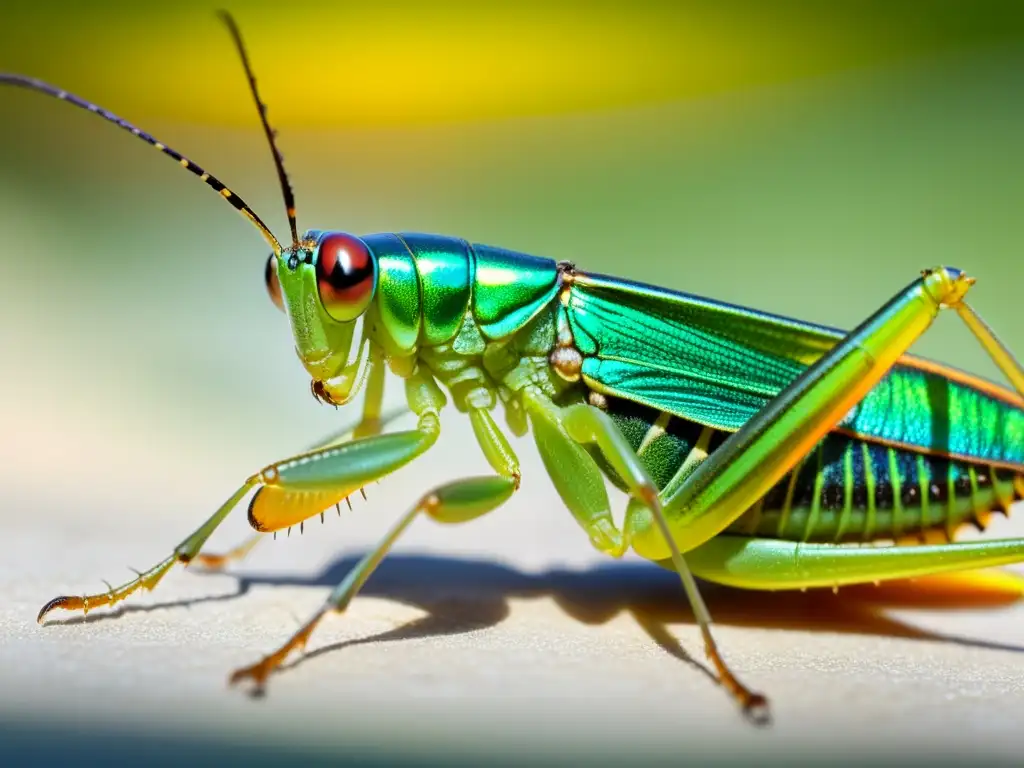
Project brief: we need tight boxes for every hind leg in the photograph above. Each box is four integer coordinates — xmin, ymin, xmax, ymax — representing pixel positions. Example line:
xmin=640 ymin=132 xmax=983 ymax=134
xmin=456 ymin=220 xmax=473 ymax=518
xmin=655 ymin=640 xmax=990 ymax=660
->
xmin=524 ymin=390 xmax=768 ymax=723
xmin=635 ymin=267 xmax=1023 ymax=562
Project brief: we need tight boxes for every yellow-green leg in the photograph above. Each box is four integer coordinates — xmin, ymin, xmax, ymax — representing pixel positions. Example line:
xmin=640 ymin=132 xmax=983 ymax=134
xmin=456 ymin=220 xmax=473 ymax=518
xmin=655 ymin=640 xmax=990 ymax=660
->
xmin=228 ymin=475 xmax=516 ymax=691
xmin=187 ymin=405 xmax=403 ymax=571
xmin=525 ymin=390 xmax=768 ymax=722
xmin=228 ymin=405 xmax=520 ymax=691
xmin=193 ymin=359 xmax=400 ymax=571
xmin=624 ymin=267 xmax=1020 ymax=560
xmin=647 ymin=267 xmax=1024 ymax=593
xmin=36 ymin=359 xmax=433 ymax=622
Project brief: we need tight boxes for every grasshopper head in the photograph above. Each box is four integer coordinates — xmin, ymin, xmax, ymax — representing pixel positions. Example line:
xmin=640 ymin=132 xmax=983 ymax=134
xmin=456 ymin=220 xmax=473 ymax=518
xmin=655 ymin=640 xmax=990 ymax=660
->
xmin=265 ymin=230 xmax=377 ymax=405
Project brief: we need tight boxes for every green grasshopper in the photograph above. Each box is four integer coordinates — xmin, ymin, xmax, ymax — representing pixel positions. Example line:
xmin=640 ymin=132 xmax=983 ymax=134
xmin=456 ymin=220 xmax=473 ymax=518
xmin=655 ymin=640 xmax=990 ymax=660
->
xmin=6 ymin=14 xmax=1024 ymax=724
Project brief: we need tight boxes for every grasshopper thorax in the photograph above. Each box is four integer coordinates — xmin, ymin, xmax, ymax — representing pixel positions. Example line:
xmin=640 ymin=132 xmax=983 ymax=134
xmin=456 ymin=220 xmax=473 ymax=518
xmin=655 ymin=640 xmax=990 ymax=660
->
xmin=266 ymin=230 xmax=378 ymax=405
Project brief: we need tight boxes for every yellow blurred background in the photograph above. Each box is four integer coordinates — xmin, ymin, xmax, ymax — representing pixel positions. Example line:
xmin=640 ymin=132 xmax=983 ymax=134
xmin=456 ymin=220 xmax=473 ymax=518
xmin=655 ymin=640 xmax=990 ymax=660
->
xmin=6 ymin=1 xmax=1024 ymax=127
xmin=6 ymin=1 xmax=1024 ymax=128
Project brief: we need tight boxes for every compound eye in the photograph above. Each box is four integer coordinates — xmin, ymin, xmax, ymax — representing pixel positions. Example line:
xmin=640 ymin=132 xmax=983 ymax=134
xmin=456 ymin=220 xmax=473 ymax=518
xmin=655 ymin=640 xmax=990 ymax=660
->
xmin=265 ymin=253 xmax=284 ymax=312
xmin=315 ymin=232 xmax=376 ymax=321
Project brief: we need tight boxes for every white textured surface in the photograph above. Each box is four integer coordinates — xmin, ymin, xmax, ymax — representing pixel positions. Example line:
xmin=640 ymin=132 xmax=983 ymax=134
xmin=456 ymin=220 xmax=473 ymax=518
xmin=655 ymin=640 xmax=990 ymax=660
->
xmin=4 ymin=406 xmax=1024 ymax=765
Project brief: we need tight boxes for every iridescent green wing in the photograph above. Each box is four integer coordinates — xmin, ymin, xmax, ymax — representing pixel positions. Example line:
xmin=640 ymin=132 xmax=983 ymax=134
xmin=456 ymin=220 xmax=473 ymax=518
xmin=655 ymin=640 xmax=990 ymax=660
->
xmin=567 ymin=271 xmax=1024 ymax=469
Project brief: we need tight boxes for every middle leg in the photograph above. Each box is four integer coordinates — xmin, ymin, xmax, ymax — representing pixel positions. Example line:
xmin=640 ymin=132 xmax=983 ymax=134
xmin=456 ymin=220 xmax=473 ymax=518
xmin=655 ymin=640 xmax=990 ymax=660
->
xmin=228 ymin=474 xmax=517 ymax=690
xmin=229 ymin=405 xmax=521 ymax=691
xmin=523 ymin=389 xmax=769 ymax=723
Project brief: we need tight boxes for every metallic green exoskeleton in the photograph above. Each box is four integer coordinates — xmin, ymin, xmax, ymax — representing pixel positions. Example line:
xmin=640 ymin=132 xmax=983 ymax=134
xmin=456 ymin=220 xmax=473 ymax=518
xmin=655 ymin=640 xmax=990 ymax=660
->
xmin=7 ymin=14 xmax=1024 ymax=724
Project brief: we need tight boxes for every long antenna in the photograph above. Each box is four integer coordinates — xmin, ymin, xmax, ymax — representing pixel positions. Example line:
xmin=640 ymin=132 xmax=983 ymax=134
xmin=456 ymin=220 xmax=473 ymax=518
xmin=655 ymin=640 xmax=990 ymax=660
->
xmin=0 ymin=73 xmax=284 ymax=256
xmin=218 ymin=10 xmax=299 ymax=249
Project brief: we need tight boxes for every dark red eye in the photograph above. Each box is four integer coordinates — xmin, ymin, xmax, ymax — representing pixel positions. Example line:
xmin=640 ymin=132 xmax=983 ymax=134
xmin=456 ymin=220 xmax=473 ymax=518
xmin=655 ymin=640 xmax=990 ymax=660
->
xmin=265 ymin=253 xmax=284 ymax=312
xmin=315 ymin=232 xmax=376 ymax=321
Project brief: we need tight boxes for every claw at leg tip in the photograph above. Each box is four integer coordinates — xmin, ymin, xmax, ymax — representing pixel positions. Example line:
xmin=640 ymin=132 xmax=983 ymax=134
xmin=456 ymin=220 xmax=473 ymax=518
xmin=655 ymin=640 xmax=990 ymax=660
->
xmin=744 ymin=693 xmax=772 ymax=727
xmin=37 ymin=596 xmax=72 ymax=624
xmin=229 ymin=661 xmax=271 ymax=693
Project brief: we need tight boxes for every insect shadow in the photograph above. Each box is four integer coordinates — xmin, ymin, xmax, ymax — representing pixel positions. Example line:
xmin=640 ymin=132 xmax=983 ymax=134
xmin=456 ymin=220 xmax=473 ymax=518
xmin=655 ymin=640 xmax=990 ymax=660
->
xmin=252 ymin=553 xmax=1024 ymax=678
xmin=48 ymin=550 xmax=1024 ymax=682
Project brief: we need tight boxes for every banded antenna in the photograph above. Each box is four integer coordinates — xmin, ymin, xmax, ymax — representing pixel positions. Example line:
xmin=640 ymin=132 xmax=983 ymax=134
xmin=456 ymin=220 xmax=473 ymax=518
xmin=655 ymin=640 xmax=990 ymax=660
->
xmin=0 ymin=11 xmax=298 ymax=256
xmin=218 ymin=10 xmax=299 ymax=249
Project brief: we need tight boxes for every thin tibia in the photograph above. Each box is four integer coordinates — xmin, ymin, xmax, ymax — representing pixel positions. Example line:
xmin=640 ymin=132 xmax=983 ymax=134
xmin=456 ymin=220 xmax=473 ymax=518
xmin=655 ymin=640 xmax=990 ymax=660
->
xmin=229 ymin=608 xmax=327 ymax=690
xmin=699 ymin=627 xmax=770 ymax=725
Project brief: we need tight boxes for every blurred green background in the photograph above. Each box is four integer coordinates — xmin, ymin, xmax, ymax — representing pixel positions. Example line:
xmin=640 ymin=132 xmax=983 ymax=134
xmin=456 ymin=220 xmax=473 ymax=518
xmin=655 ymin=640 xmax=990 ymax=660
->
xmin=3 ymin=1 xmax=1024 ymax=765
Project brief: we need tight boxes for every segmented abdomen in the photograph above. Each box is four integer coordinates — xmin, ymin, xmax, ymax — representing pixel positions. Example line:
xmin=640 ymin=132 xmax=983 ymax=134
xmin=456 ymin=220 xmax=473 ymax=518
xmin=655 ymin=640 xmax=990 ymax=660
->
xmin=596 ymin=395 xmax=1023 ymax=544
xmin=736 ymin=432 xmax=1021 ymax=542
